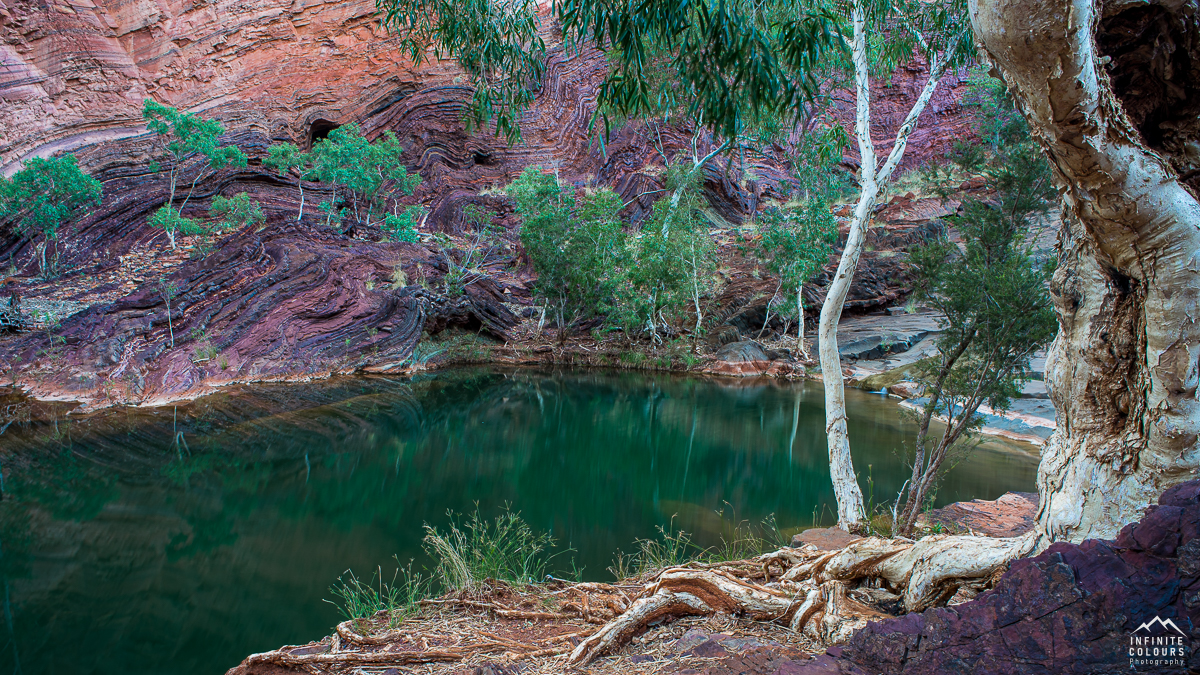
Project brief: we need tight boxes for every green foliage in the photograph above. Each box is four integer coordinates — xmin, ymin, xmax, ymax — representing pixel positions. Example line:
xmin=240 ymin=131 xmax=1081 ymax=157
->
xmin=380 ymin=0 xmax=545 ymax=144
xmin=0 ymin=154 xmax=102 ymax=277
xmin=610 ymin=512 xmax=782 ymax=579
xmin=148 ymin=205 xmax=203 ymax=240
xmin=508 ymin=168 xmax=627 ymax=340
xmin=627 ymin=162 xmax=716 ymax=338
xmin=308 ymin=124 xmax=422 ymax=232
xmin=263 ymin=142 xmax=308 ymax=176
xmin=614 ymin=521 xmax=699 ymax=579
xmin=327 ymin=559 xmax=430 ymax=626
xmin=508 ymin=162 xmax=722 ymax=343
xmin=758 ymin=203 xmax=836 ymax=295
xmin=563 ymin=0 xmax=845 ymax=142
xmin=751 ymin=128 xmax=846 ymax=347
xmin=143 ymin=100 xmax=248 ymax=171
xmin=377 ymin=0 xmax=842 ymax=145
xmin=422 ymin=506 xmax=559 ymax=592
xmin=383 ymin=209 xmax=423 ymax=242
xmin=143 ymin=100 xmax=247 ymax=248
xmin=318 ymin=200 xmax=348 ymax=231
xmin=209 ymin=192 xmax=264 ymax=233
xmin=263 ymin=142 xmax=311 ymax=222
xmin=755 ymin=204 xmax=835 ymax=324
xmin=895 ymin=74 xmax=1058 ymax=534
xmin=965 ymin=70 xmax=1033 ymax=156
xmin=708 ymin=511 xmax=785 ymax=562
xmin=157 ymin=277 xmax=180 ymax=348
xmin=430 ymin=204 xmax=501 ymax=296
xmin=855 ymin=0 xmax=974 ymax=77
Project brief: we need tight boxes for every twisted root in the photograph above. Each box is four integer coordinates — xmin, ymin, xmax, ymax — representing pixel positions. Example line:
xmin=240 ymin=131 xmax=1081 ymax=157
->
xmin=252 ymin=532 xmax=1037 ymax=670
xmin=568 ymin=531 xmax=1036 ymax=665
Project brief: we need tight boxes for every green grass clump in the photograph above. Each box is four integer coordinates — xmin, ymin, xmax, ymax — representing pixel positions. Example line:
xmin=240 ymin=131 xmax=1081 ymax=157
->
xmin=709 ymin=511 xmax=785 ymax=562
xmin=422 ymin=506 xmax=560 ymax=593
xmin=327 ymin=507 xmax=573 ymax=627
xmin=609 ymin=512 xmax=784 ymax=580
xmin=326 ymin=558 xmax=430 ymax=627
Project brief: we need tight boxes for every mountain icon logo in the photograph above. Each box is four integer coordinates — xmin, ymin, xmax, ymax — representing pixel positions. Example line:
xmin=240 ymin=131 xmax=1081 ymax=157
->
xmin=1134 ymin=617 xmax=1187 ymax=637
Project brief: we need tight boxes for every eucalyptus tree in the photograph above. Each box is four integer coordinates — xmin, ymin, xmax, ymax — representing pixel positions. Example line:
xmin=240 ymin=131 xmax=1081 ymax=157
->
xmin=755 ymin=129 xmax=846 ymax=358
xmin=209 ymin=193 xmax=265 ymax=234
xmin=631 ymin=161 xmax=718 ymax=340
xmin=143 ymin=100 xmax=248 ymax=249
xmin=307 ymin=124 xmax=422 ymax=232
xmin=263 ymin=143 xmax=311 ymax=221
xmin=895 ymin=78 xmax=1059 ymax=533
xmin=508 ymin=168 xmax=627 ymax=341
xmin=0 ymin=154 xmax=102 ymax=278
xmin=815 ymin=0 xmax=975 ymax=530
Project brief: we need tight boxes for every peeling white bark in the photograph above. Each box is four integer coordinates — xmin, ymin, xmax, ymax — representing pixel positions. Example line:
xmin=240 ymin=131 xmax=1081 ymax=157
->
xmin=971 ymin=0 xmax=1200 ymax=544
xmin=819 ymin=0 xmax=952 ymax=530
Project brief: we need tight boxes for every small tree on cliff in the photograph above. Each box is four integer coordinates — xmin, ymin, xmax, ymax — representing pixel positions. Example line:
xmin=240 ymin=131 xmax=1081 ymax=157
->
xmin=0 ymin=154 xmax=102 ymax=278
xmin=755 ymin=204 xmax=835 ymax=358
xmin=263 ymin=143 xmax=311 ymax=222
xmin=143 ymin=100 xmax=248 ymax=249
xmin=629 ymin=161 xmax=717 ymax=342
xmin=307 ymin=124 xmax=422 ymax=234
xmin=209 ymin=192 xmax=265 ymax=234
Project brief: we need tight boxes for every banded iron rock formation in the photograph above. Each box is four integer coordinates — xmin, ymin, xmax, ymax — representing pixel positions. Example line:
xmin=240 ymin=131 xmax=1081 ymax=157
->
xmin=1 ymin=0 xmax=977 ymax=407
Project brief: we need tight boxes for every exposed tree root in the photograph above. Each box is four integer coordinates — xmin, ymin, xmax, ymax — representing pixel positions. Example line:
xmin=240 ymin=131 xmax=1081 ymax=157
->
xmin=253 ymin=617 xmax=600 ymax=670
xmin=568 ymin=531 xmax=1037 ymax=664
xmin=420 ymin=596 xmax=616 ymax=623
xmin=242 ymin=532 xmax=1036 ymax=672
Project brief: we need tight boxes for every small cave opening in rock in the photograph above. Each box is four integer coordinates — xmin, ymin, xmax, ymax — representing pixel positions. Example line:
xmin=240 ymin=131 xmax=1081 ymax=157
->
xmin=309 ymin=119 xmax=341 ymax=148
xmin=472 ymin=151 xmax=497 ymax=167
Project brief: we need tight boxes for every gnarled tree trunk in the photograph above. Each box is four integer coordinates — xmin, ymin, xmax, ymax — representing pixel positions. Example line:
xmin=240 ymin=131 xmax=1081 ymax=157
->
xmin=970 ymin=0 xmax=1200 ymax=543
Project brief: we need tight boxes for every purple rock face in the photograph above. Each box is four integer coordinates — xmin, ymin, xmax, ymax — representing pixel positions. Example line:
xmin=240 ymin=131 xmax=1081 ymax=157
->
xmin=827 ymin=480 xmax=1200 ymax=675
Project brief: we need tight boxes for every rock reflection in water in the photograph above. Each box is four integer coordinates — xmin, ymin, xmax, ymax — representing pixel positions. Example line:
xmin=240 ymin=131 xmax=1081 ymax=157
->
xmin=0 ymin=368 xmax=1037 ymax=675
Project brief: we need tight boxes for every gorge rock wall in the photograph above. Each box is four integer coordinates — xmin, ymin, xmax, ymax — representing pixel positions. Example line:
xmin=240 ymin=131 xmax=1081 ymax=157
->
xmin=1 ymin=0 xmax=978 ymax=407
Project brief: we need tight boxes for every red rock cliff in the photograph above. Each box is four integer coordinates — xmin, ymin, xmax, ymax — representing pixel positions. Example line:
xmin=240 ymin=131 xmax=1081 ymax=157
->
xmin=0 ymin=0 xmax=977 ymax=408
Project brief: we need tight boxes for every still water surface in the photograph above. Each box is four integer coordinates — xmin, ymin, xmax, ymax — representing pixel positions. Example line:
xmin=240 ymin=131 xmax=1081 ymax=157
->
xmin=0 ymin=368 xmax=1038 ymax=675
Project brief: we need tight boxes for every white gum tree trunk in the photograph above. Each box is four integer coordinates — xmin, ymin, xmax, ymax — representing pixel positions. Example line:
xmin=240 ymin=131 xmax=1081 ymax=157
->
xmin=971 ymin=0 xmax=1200 ymax=543
xmin=819 ymin=0 xmax=951 ymax=530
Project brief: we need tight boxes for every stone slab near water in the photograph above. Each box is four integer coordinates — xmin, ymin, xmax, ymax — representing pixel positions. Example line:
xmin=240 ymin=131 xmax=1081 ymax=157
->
xmin=918 ymin=491 xmax=1040 ymax=537
xmin=790 ymin=491 xmax=1039 ymax=549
